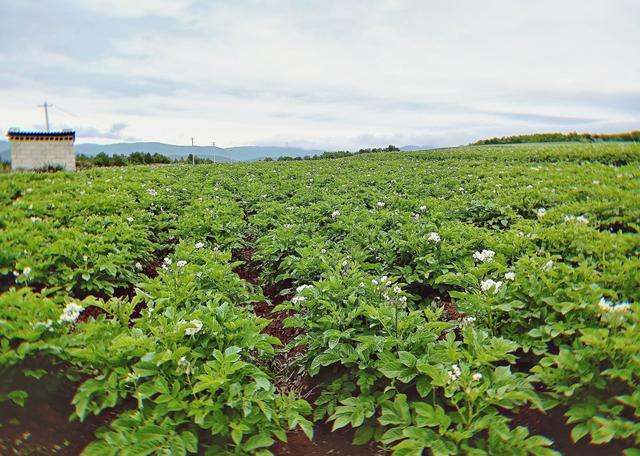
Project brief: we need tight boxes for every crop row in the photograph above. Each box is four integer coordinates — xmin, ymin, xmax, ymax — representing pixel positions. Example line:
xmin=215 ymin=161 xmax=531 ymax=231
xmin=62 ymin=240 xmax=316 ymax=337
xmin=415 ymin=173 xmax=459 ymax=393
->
xmin=0 ymin=143 xmax=638 ymax=455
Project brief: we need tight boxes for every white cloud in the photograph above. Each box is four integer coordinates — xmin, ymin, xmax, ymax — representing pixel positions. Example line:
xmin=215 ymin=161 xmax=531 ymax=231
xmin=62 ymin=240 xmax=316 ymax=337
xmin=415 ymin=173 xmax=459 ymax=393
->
xmin=75 ymin=0 xmax=189 ymax=18
xmin=1 ymin=0 xmax=638 ymax=148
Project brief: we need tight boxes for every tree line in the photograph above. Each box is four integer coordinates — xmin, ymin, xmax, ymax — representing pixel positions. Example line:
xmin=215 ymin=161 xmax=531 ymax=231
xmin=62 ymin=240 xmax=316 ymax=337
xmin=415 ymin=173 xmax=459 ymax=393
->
xmin=473 ymin=131 xmax=640 ymax=145
xmin=76 ymin=152 xmax=225 ymax=168
xmin=75 ymin=146 xmax=403 ymax=168
xmin=268 ymin=145 xmax=400 ymax=161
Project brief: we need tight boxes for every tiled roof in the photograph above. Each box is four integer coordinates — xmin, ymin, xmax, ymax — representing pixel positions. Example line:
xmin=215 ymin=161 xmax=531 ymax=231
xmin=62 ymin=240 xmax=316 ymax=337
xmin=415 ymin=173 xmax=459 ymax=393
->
xmin=7 ymin=130 xmax=75 ymax=139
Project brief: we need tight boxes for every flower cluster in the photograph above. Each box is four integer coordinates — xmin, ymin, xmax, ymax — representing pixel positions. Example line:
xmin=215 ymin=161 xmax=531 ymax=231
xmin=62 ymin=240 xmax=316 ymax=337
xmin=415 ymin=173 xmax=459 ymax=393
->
xmin=447 ymin=364 xmax=461 ymax=382
xmin=35 ymin=319 xmax=55 ymax=332
xmin=598 ymin=297 xmax=631 ymax=313
xmin=376 ymin=277 xmax=407 ymax=303
xmin=564 ymin=215 xmax=589 ymax=224
xmin=331 ymin=210 xmax=340 ymax=219
xmin=195 ymin=241 xmax=205 ymax=249
xmin=13 ymin=266 xmax=32 ymax=277
xmin=460 ymin=316 xmax=476 ymax=326
xmin=147 ymin=188 xmax=157 ymax=196
xmin=473 ymin=249 xmax=495 ymax=263
xmin=181 ymin=319 xmax=203 ymax=336
xmin=376 ymin=201 xmax=385 ymax=208
xmin=292 ymin=284 xmax=314 ymax=305
xmin=536 ymin=208 xmax=546 ymax=217
xmin=504 ymin=272 xmax=515 ymax=281
xmin=59 ymin=302 xmax=84 ymax=324
xmin=480 ymin=279 xmax=502 ymax=294
xmin=427 ymin=232 xmax=441 ymax=243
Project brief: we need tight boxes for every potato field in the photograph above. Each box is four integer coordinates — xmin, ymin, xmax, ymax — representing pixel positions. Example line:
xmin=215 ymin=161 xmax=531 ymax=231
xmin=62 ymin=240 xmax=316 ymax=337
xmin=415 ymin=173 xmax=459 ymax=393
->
xmin=1 ymin=143 xmax=639 ymax=455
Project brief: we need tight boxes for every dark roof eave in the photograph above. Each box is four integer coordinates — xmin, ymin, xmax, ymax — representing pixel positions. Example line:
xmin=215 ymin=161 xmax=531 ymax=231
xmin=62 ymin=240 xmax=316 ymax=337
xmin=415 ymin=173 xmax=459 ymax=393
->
xmin=6 ymin=131 xmax=76 ymax=139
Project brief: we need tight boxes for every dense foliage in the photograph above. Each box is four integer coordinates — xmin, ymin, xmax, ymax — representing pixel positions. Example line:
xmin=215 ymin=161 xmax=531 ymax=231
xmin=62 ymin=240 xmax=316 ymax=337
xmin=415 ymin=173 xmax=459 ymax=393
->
xmin=75 ymin=151 xmax=214 ymax=169
xmin=270 ymin=145 xmax=401 ymax=161
xmin=1 ymin=143 xmax=639 ymax=455
xmin=77 ymin=151 xmax=173 ymax=168
xmin=473 ymin=130 xmax=640 ymax=145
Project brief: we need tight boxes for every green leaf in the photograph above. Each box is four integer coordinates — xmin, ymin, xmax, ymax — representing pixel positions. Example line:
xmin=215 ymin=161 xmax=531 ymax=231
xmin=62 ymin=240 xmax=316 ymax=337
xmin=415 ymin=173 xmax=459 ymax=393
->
xmin=332 ymin=414 xmax=352 ymax=431
xmin=7 ymin=390 xmax=28 ymax=407
xmin=180 ymin=431 xmax=198 ymax=453
xmin=379 ymin=395 xmax=411 ymax=426
xmin=353 ymin=425 xmax=374 ymax=445
xmin=243 ymin=434 xmax=274 ymax=452
xmin=416 ymin=377 xmax=432 ymax=398
xmin=298 ymin=418 xmax=314 ymax=441
xmin=23 ymin=368 xmax=47 ymax=379
xmin=570 ymin=424 xmax=589 ymax=443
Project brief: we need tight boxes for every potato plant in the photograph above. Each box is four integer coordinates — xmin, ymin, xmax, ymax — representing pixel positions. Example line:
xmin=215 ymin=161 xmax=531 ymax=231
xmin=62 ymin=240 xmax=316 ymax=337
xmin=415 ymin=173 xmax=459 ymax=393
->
xmin=0 ymin=143 xmax=638 ymax=454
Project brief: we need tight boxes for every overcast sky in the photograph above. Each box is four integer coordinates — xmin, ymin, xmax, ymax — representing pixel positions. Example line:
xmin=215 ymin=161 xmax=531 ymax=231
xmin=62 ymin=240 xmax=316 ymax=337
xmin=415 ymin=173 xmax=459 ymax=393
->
xmin=1 ymin=0 xmax=638 ymax=149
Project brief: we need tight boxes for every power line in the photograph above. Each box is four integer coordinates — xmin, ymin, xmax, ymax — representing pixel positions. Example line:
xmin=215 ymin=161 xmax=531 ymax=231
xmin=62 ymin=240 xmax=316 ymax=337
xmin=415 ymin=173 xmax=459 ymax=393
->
xmin=53 ymin=104 xmax=79 ymax=118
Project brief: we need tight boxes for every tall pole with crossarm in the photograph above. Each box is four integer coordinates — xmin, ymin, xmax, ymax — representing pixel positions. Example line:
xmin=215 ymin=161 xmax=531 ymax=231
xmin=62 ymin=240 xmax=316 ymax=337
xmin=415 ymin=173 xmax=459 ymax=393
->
xmin=38 ymin=101 xmax=52 ymax=131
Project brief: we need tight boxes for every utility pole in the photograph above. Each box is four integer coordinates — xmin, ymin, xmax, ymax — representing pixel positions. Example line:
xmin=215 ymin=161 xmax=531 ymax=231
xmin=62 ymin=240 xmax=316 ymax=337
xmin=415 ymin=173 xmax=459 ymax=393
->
xmin=38 ymin=101 xmax=53 ymax=131
xmin=212 ymin=141 xmax=216 ymax=164
xmin=191 ymin=137 xmax=195 ymax=165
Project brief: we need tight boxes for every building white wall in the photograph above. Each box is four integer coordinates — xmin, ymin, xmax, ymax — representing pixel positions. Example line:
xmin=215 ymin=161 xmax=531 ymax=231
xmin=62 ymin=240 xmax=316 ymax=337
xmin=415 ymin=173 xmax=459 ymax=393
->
xmin=10 ymin=138 xmax=76 ymax=171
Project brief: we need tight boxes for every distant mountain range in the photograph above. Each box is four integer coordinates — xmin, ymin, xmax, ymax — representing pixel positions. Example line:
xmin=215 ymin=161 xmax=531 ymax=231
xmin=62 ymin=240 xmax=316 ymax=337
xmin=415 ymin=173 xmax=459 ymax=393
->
xmin=72 ymin=142 xmax=328 ymax=162
xmin=0 ymin=139 xmax=324 ymax=163
xmin=0 ymin=139 xmax=432 ymax=163
xmin=1 ymin=140 xmax=8 ymax=162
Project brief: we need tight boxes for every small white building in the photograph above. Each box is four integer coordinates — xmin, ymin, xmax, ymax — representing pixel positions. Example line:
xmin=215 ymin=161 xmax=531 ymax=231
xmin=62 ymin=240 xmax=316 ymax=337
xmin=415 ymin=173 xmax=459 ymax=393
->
xmin=7 ymin=129 xmax=76 ymax=171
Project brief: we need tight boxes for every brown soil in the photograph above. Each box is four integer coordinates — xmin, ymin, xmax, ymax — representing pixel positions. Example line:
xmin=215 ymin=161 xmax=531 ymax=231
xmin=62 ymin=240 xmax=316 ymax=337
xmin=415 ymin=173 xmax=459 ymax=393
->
xmin=142 ymin=257 xmax=163 ymax=278
xmin=233 ymin=237 xmax=383 ymax=455
xmin=0 ymin=362 xmax=122 ymax=455
xmin=441 ymin=299 xmax=463 ymax=321
xmin=409 ymin=283 xmax=464 ymax=321
xmin=509 ymin=405 xmax=628 ymax=455
xmin=233 ymin=244 xmax=309 ymax=393
xmin=273 ymin=425 xmax=381 ymax=456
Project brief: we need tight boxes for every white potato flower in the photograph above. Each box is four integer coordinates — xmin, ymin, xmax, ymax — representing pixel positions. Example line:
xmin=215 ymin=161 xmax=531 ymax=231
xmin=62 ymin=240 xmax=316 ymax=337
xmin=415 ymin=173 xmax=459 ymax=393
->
xmin=473 ymin=249 xmax=495 ymax=263
xmin=183 ymin=319 xmax=203 ymax=336
xmin=480 ymin=279 xmax=503 ymax=294
xmin=59 ymin=302 xmax=84 ymax=324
